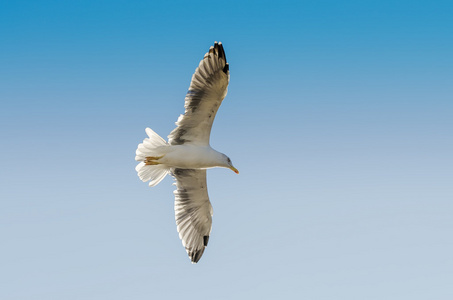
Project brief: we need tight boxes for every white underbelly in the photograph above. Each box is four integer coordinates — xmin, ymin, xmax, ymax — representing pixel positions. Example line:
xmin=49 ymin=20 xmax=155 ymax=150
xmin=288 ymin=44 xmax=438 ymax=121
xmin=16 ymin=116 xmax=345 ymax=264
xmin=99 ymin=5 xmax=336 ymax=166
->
xmin=160 ymin=145 xmax=217 ymax=169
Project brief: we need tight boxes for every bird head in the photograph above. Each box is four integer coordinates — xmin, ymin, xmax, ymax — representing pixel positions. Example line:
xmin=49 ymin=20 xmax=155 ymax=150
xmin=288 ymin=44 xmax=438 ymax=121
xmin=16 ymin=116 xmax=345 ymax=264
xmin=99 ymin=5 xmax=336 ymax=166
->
xmin=223 ymin=155 xmax=239 ymax=174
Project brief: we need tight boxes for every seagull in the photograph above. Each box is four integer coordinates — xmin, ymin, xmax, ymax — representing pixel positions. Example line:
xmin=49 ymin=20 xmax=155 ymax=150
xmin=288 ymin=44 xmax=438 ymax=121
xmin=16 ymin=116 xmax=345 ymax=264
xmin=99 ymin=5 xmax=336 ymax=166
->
xmin=135 ymin=42 xmax=238 ymax=263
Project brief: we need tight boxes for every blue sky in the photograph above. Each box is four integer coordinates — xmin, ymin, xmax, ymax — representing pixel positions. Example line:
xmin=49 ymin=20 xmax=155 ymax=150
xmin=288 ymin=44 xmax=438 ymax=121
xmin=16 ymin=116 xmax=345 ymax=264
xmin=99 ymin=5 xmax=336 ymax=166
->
xmin=1 ymin=0 xmax=452 ymax=299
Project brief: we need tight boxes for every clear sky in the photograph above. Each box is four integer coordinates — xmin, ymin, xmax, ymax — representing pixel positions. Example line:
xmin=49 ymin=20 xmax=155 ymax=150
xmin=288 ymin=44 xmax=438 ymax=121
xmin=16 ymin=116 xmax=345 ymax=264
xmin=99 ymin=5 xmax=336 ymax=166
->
xmin=1 ymin=0 xmax=452 ymax=299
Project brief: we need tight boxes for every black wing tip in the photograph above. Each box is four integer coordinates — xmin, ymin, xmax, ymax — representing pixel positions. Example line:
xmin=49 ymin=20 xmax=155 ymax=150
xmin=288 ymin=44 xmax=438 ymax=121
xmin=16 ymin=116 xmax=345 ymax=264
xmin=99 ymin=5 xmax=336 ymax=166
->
xmin=213 ymin=41 xmax=227 ymax=62
xmin=212 ymin=41 xmax=229 ymax=74
xmin=187 ymin=236 xmax=209 ymax=263
xmin=188 ymin=247 xmax=206 ymax=264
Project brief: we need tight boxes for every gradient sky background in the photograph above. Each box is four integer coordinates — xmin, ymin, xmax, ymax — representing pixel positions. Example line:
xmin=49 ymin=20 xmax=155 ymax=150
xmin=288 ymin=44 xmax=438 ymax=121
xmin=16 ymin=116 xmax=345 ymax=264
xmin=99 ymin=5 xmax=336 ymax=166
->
xmin=1 ymin=0 xmax=452 ymax=299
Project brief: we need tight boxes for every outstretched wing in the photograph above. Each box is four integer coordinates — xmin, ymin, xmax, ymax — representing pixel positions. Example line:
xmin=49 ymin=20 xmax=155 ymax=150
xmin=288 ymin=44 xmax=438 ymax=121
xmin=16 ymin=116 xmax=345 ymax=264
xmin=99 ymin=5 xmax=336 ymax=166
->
xmin=172 ymin=168 xmax=213 ymax=263
xmin=168 ymin=42 xmax=230 ymax=146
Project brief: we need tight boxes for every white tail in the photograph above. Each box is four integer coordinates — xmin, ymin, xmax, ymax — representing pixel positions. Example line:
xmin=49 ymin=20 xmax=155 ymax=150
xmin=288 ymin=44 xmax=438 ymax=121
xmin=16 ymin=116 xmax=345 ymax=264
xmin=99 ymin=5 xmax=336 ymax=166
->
xmin=135 ymin=128 xmax=169 ymax=187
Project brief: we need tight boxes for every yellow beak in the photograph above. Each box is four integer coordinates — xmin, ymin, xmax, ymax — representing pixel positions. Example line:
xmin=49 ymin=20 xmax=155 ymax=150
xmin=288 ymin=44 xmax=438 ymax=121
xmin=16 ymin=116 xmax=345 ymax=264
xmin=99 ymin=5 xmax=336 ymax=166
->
xmin=230 ymin=166 xmax=239 ymax=174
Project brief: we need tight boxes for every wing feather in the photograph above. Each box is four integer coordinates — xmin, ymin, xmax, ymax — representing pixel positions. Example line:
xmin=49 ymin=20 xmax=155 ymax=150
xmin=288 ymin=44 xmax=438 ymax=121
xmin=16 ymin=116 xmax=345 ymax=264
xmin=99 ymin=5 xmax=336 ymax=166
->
xmin=168 ymin=42 xmax=230 ymax=146
xmin=172 ymin=168 xmax=213 ymax=263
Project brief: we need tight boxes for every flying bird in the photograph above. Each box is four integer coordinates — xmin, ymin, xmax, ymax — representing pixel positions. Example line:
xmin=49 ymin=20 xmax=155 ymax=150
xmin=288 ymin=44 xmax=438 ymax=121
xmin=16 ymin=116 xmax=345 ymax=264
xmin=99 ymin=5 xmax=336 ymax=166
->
xmin=135 ymin=42 xmax=238 ymax=263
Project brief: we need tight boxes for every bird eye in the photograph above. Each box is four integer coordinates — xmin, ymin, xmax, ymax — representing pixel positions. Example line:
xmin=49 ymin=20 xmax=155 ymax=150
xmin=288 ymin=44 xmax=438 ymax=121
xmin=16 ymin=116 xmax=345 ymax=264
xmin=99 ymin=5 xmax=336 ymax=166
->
xmin=227 ymin=158 xmax=231 ymax=163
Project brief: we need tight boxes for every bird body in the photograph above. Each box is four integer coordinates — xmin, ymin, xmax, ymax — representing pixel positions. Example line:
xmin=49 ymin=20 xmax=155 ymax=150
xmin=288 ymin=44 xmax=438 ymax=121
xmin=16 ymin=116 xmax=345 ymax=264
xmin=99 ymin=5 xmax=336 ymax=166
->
xmin=160 ymin=145 xmax=231 ymax=170
xmin=135 ymin=42 xmax=237 ymax=263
